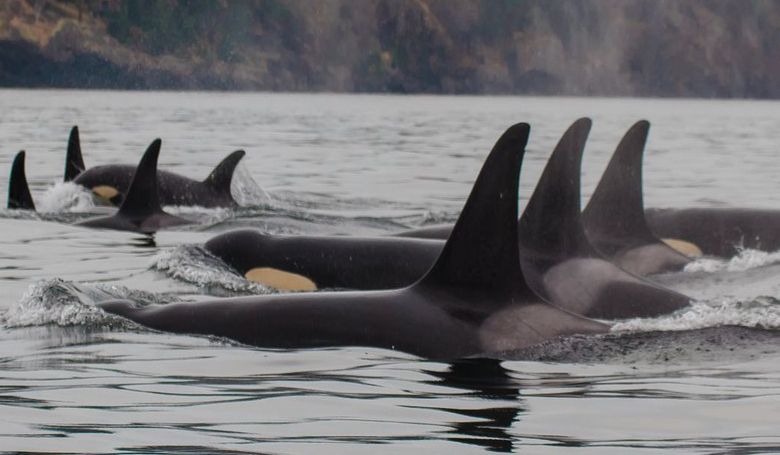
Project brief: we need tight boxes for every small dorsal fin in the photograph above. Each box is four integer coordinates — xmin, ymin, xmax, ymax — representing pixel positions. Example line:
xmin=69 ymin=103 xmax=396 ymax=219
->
xmin=8 ymin=151 xmax=35 ymax=210
xmin=582 ymin=120 xmax=658 ymax=246
xmin=117 ymin=139 xmax=164 ymax=217
xmin=203 ymin=150 xmax=246 ymax=194
xmin=64 ymin=126 xmax=85 ymax=182
xmin=518 ymin=118 xmax=594 ymax=258
xmin=419 ymin=123 xmax=532 ymax=296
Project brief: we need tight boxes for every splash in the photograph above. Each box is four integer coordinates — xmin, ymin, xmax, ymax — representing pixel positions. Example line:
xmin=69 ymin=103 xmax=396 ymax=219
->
xmin=1 ymin=279 xmax=179 ymax=328
xmin=684 ymin=248 xmax=780 ymax=273
xmin=35 ymin=182 xmax=97 ymax=213
xmin=164 ymin=205 xmax=233 ymax=226
xmin=151 ymin=244 xmax=274 ymax=295
xmin=231 ymin=163 xmax=272 ymax=206
xmin=612 ymin=296 xmax=780 ymax=332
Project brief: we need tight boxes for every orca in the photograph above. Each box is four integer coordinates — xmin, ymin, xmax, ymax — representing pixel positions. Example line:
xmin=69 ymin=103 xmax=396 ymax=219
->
xmin=516 ymin=118 xmax=691 ymax=320
xmin=393 ymin=122 xmax=697 ymax=276
xmin=7 ymin=138 xmax=191 ymax=233
xmin=204 ymin=229 xmax=442 ymax=291
xmin=205 ymin=119 xmax=690 ymax=320
xmin=580 ymin=120 xmax=693 ymax=275
xmin=64 ymin=126 xmax=246 ymax=208
xmin=7 ymin=151 xmax=35 ymax=210
xmin=644 ymin=208 xmax=780 ymax=258
xmin=98 ymin=123 xmax=609 ymax=360
xmin=76 ymin=139 xmax=192 ymax=234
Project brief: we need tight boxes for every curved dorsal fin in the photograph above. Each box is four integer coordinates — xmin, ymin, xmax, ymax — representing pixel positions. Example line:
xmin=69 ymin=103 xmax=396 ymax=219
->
xmin=117 ymin=139 xmax=164 ymax=217
xmin=8 ymin=151 xmax=35 ymax=210
xmin=582 ymin=120 xmax=658 ymax=248
xmin=203 ymin=150 xmax=246 ymax=194
xmin=518 ymin=118 xmax=594 ymax=258
xmin=418 ymin=123 xmax=532 ymax=297
xmin=64 ymin=126 xmax=85 ymax=182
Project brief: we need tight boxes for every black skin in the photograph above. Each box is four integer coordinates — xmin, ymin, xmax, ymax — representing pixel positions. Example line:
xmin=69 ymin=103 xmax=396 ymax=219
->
xmin=73 ymin=163 xmax=240 ymax=208
xmin=205 ymin=230 xmax=441 ymax=290
xmin=99 ymin=123 xmax=610 ymax=360
xmin=645 ymin=208 xmax=780 ymax=258
xmin=205 ymin=119 xmax=690 ymax=320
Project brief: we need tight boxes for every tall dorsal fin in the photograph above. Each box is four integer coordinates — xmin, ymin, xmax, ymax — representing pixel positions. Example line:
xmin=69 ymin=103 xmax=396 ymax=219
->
xmin=117 ymin=139 xmax=165 ymax=217
xmin=418 ymin=123 xmax=532 ymax=296
xmin=77 ymin=139 xmax=192 ymax=233
xmin=64 ymin=126 xmax=85 ymax=182
xmin=8 ymin=151 xmax=35 ymax=210
xmin=518 ymin=118 xmax=594 ymax=257
xmin=582 ymin=120 xmax=658 ymax=246
xmin=203 ymin=150 xmax=246 ymax=195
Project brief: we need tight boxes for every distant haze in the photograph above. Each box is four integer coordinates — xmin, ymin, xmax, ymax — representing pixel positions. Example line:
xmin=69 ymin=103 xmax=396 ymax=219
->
xmin=0 ymin=0 xmax=778 ymax=97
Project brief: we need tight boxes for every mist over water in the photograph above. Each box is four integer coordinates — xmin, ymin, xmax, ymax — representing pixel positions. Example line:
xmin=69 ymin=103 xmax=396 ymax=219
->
xmin=1 ymin=90 xmax=780 ymax=453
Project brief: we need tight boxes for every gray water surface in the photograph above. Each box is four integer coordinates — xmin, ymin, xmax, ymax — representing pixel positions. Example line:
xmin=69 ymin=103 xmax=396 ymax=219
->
xmin=1 ymin=90 xmax=780 ymax=453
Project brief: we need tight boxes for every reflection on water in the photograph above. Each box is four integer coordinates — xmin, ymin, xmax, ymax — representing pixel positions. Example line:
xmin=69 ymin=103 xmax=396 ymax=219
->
xmin=425 ymin=359 xmax=522 ymax=452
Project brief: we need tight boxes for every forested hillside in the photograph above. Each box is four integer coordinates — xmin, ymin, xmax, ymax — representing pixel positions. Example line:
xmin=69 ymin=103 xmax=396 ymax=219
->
xmin=1 ymin=0 xmax=778 ymax=97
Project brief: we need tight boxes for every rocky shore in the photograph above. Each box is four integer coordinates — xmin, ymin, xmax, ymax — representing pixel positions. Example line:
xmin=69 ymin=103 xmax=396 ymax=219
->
xmin=1 ymin=0 xmax=778 ymax=97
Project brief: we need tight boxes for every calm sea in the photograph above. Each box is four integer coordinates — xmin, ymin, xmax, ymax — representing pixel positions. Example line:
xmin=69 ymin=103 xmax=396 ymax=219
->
xmin=1 ymin=90 xmax=780 ymax=453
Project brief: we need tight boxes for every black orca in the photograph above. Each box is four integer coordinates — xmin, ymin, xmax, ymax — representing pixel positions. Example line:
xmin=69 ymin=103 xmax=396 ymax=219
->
xmin=205 ymin=119 xmax=689 ymax=319
xmin=205 ymin=229 xmax=442 ymax=291
xmin=98 ymin=123 xmax=609 ymax=360
xmin=77 ymin=139 xmax=192 ymax=234
xmin=205 ymin=120 xmax=690 ymax=320
xmin=581 ymin=120 xmax=693 ymax=275
xmin=7 ymin=151 xmax=35 ymax=210
xmin=393 ymin=122 xmax=699 ymax=275
xmin=516 ymin=118 xmax=691 ymax=320
xmin=65 ymin=126 xmax=246 ymax=208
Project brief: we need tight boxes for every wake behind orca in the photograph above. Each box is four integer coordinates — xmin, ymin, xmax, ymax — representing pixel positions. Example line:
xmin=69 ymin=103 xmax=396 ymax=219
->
xmin=65 ymin=126 xmax=246 ymax=208
xmin=98 ymin=123 xmax=610 ymax=360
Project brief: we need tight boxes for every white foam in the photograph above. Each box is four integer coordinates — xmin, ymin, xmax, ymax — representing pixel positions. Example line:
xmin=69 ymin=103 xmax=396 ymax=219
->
xmin=151 ymin=245 xmax=274 ymax=295
xmin=683 ymin=248 xmax=780 ymax=273
xmin=3 ymin=279 xmax=112 ymax=327
xmin=611 ymin=296 xmax=780 ymax=333
xmin=164 ymin=205 xmax=232 ymax=225
xmin=2 ymin=279 xmax=182 ymax=328
xmin=231 ymin=163 xmax=272 ymax=206
xmin=36 ymin=182 xmax=97 ymax=213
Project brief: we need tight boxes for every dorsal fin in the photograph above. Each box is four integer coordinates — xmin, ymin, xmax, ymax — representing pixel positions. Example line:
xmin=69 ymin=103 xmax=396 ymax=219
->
xmin=518 ymin=118 xmax=594 ymax=257
xmin=64 ymin=126 xmax=85 ymax=182
xmin=582 ymin=120 xmax=658 ymax=246
xmin=203 ymin=150 xmax=246 ymax=195
xmin=77 ymin=139 xmax=192 ymax=233
xmin=418 ymin=123 xmax=532 ymax=296
xmin=8 ymin=151 xmax=35 ymax=210
xmin=117 ymin=139 xmax=165 ymax=217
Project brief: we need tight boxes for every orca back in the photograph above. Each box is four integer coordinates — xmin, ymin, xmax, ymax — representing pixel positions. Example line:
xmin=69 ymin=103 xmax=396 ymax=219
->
xmin=8 ymin=151 xmax=35 ymax=210
xmin=77 ymin=139 xmax=191 ymax=233
xmin=582 ymin=120 xmax=658 ymax=252
xmin=519 ymin=118 xmax=596 ymax=261
xmin=419 ymin=123 xmax=535 ymax=300
xmin=64 ymin=126 xmax=85 ymax=182
xmin=202 ymin=150 xmax=246 ymax=203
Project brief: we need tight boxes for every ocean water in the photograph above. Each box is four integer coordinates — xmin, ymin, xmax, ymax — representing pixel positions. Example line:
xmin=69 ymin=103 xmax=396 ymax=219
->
xmin=1 ymin=90 xmax=780 ymax=453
